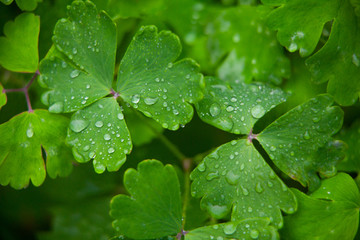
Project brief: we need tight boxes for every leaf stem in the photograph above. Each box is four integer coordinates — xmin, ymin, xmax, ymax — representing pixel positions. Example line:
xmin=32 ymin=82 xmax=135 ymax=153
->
xmin=3 ymin=70 xmax=39 ymax=113
xmin=181 ymin=158 xmax=192 ymax=229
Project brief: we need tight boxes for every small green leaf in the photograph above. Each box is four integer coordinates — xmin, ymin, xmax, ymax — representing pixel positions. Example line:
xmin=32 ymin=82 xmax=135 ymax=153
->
xmin=185 ymin=218 xmax=279 ymax=240
xmin=39 ymin=0 xmax=116 ymax=112
xmin=0 ymin=0 xmax=13 ymax=5
xmin=110 ymin=160 xmax=182 ymax=239
xmin=15 ymin=0 xmax=42 ymax=11
xmin=305 ymin=0 xmax=360 ymax=106
xmin=190 ymin=139 xmax=297 ymax=228
xmin=117 ymin=25 xmax=204 ymax=130
xmin=0 ymin=83 xmax=7 ymax=109
xmin=337 ymin=120 xmax=360 ymax=172
xmin=264 ymin=0 xmax=340 ymax=56
xmin=66 ymin=98 xmax=132 ymax=174
xmin=257 ymin=95 xmax=344 ymax=190
xmin=0 ymin=110 xmax=73 ymax=189
xmin=281 ymin=173 xmax=360 ymax=240
xmin=208 ymin=6 xmax=290 ymax=85
xmin=38 ymin=197 xmax=117 ymax=240
xmin=0 ymin=13 xmax=40 ymax=73
xmin=196 ymin=77 xmax=288 ymax=134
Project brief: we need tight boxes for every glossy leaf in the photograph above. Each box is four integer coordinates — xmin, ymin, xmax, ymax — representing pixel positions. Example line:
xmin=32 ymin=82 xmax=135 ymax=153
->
xmin=0 ymin=110 xmax=73 ymax=189
xmin=258 ymin=95 xmax=344 ymax=190
xmin=117 ymin=25 xmax=204 ymax=131
xmin=196 ymin=77 xmax=288 ymax=134
xmin=38 ymin=197 xmax=117 ymax=240
xmin=264 ymin=0 xmax=340 ymax=56
xmin=306 ymin=0 xmax=360 ymax=106
xmin=186 ymin=218 xmax=279 ymax=240
xmin=39 ymin=0 xmax=116 ymax=113
xmin=0 ymin=83 xmax=6 ymax=109
xmin=0 ymin=0 xmax=13 ymax=5
xmin=337 ymin=120 xmax=360 ymax=172
xmin=0 ymin=13 xmax=39 ymax=72
xmin=208 ymin=6 xmax=290 ymax=85
xmin=190 ymin=139 xmax=297 ymax=228
xmin=66 ymin=98 xmax=132 ymax=173
xmin=110 ymin=160 xmax=182 ymax=239
xmin=281 ymin=173 xmax=360 ymax=240
xmin=15 ymin=0 xmax=42 ymax=11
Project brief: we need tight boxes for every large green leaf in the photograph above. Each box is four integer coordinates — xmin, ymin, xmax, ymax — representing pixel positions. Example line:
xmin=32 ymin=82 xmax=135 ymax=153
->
xmin=0 ymin=83 xmax=6 ymax=110
xmin=39 ymin=0 xmax=116 ymax=113
xmin=185 ymin=218 xmax=279 ymax=240
xmin=117 ymin=25 xmax=204 ymax=130
xmin=337 ymin=120 xmax=360 ymax=172
xmin=208 ymin=6 xmax=290 ymax=85
xmin=257 ymin=95 xmax=344 ymax=190
xmin=280 ymin=173 xmax=360 ymax=240
xmin=0 ymin=13 xmax=40 ymax=73
xmin=110 ymin=160 xmax=182 ymax=239
xmin=306 ymin=0 xmax=360 ymax=106
xmin=190 ymin=139 xmax=297 ymax=228
xmin=66 ymin=98 xmax=132 ymax=174
xmin=263 ymin=0 xmax=340 ymax=56
xmin=196 ymin=77 xmax=288 ymax=134
xmin=0 ymin=110 xmax=73 ymax=189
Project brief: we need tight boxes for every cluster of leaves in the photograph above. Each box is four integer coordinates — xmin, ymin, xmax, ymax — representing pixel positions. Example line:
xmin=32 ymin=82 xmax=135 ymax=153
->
xmin=0 ymin=0 xmax=360 ymax=240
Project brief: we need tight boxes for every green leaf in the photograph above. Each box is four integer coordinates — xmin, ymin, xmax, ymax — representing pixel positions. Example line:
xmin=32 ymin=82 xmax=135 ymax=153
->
xmin=66 ymin=98 xmax=132 ymax=174
xmin=195 ymin=77 xmax=288 ymax=134
xmin=208 ymin=6 xmax=290 ymax=85
xmin=280 ymin=173 xmax=360 ymax=240
xmin=264 ymin=0 xmax=340 ymax=56
xmin=0 ymin=110 xmax=73 ymax=189
xmin=38 ymin=197 xmax=117 ymax=240
xmin=305 ymin=0 xmax=360 ymax=106
xmin=190 ymin=139 xmax=297 ymax=228
xmin=116 ymin=25 xmax=204 ymax=130
xmin=0 ymin=83 xmax=7 ymax=109
xmin=107 ymin=0 xmax=164 ymax=19
xmin=257 ymin=95 xmax=344 ymax=190
xmin=351 ymin=0 xmax=360 ymax=16
xmin=15 ymin=0 xmax=42 ymax=11
xmin=39 ymin=0 xmax=116 ymax=113
xmin=185 ymin=218 xmax=279 ymax=240
xmin=337 ymin=120 xmax=360 ymax=172
xmin=0 ymin=0 xmax=13 ymax=5
xmin=110 ymin=160 xmax=182 ymax=239
xmin=0 ymin=13 xmax=40 ymax=73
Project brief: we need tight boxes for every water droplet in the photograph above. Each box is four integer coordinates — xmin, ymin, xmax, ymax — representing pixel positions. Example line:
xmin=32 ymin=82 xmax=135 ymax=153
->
xmin=269 ymin=171 xmax=276 ymax=179
xmin=290 ymin=151 xmax=295 ymax=156
xmin=83 ymin=145 xmax=90 ymax=151
xmin=270 ymin=146 xmax=276 ymax=151
xmin=288 ymin=42 xmax=297 ymax=52
xmin=206 ymin=171 xmax=219 ymax=181
xmin=251 ymin=105 xmax=265 ymax=119
xmin=86 ymin=84 xmax=91 ymax=89
xmin=230 ymin=97 xmax=237 ymax=102
xmin=144 ymin=97 xmax=158 ymax=105
xmin=223 ymin=223 xmax=237 ymax=235
xmin=70 ymin=119 xmax=89 ymax=133
xmin=26 ymin=127 xmax=34 ymax=138
xmin=89 ymin=151 xmax=96 ymax=158
xmin=207 ymin=203 xmax=229 ymax=218
xmin=255 ymin=182 xmax=263 ymax=193
xmin=173 ymin=109 xmax=179 ymax=115
xmin=247 ymin=206 xmax=253 ymax=212
xmin=104 ymin=134 xmax=111 ymax=141
xmin=250 ymin=229 xmax=259 ymax=239
xmin=209 ymin=103 xmax=221 ymax=117
xmin=70 ymin=69 xmax=80 ymax=78
xmin=95 ymin=121 xmax=103 ymax=128
xmin=108 ymin=147 xmax=115 ymax=153
xmin=117 ymin=113 xmax=124 ymax=120
xmin=226 ymin=106 xmax=234 ymax=112
xmin=72 ymin=48 xmax=77 ymax=54
xmin=217 ymin=236 xmax=223 ymax=240
xmin=240 ymin=163 xmax=245 ymax=170
xmin=352 ymin=53 xmax=359 ymax=67
xmin=131 ymin=94 xmax=140 ymax=104
xmin=303 ymin=131 xmax=310 ymax=140
xmin=267 ymin=181 xmax=273 ymax=187
xmin=167 ymin=62 xmax=173 ymax=68
xmin=312 ymin=116 xmax=320 ymax=122
xmin=198 ymin=162 xmax=206 ymax=172
xmin=232 ymin=33 xmax=240 ymax=43
xmin=241 ymin=186 xmax=249 ymax=195
xmin=49 ymin=102 xmax=64 ymax=113
xmin=226 ymin=171 xmax=240 ymax=185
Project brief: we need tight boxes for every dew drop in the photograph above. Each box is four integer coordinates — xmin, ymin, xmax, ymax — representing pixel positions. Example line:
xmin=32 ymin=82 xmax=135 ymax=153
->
xmin=250 ymin=229 xmax=259 ymax=239
xmin=352 ymin=53 xmax=360 ymax=67
xmin=223 ymin=223 xmax=237 ymax=235
xmin=104 ymin=134 xmax=111 ymax=141
xmin=131 ymin=94 xmax=140 ymax=104
xmin=251 ymin=105 xmax=265 ymax=119
xmin=144 ymin=97 xmax=158 ymax=105
xmin=72 ymin=48 xmax=77 ymax=54
xmin=117 ymin=113 xmax=124 ymax=120
xmin=198 ymin=162 xmax=206 ymax=172
xmin=70 ymin=119 xmax=89 ymax=133
xmin=26 ymin=127 xmax=34 ymax=138
xmin=226 ymin=171 xmax=240 ymax=185
xmin=108 ymin=147 xmax=115 ymax=154
xmin=209 ymin=103 xmax=221 ymax=117
xmin=303 ymin=131 xmax=310 ymax=139
xmin=95 ymin=121 xmax=103 ymax=128
xmin=255 ymin=182 xmax=263 ymax=193
xmin=226 ymin=106 xmax=234 ymax=112
xmin=70 ymin=69 xmax=80 ymax=78
xmin=241 ymin=186 xmax=249 ymax=196
xmin=89 ymin=151 xmax=96 ymax=158
xmin=270 ymin=146 xmax=276 ymax=151
xmin=206 ymin=171 xmax=219 ymax=181
xmin=312 ymin=116 xmax=320 ymax=122
xmin=167 ymin=62 xmax=173 ymax=68
xmin=83 ymin=145 xmax=90 ymax=152
xmin=86 ymin=84 xmax=91 ymax=89
xmin=49 ymin=102 xmax=64 ymax=113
